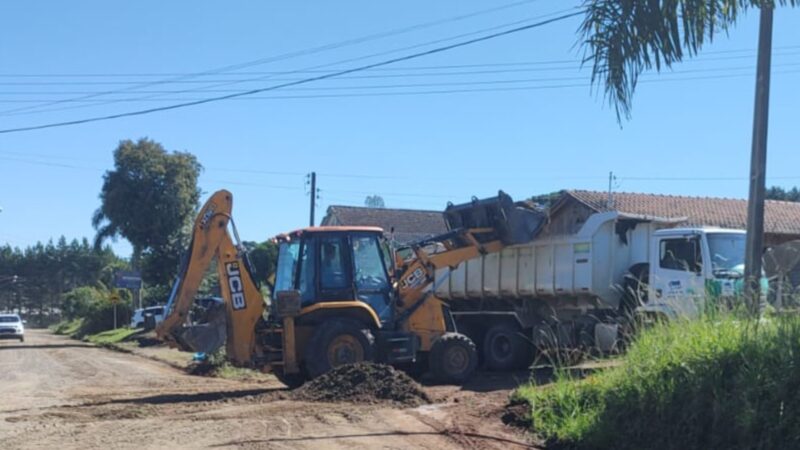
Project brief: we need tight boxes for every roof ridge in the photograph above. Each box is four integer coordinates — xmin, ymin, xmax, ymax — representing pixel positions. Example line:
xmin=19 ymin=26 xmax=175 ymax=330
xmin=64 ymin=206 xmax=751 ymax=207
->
xmin=569 ymin=189 xmax=753 ymax=203
xmin=327 ymin=204 xmax=444 ymax=214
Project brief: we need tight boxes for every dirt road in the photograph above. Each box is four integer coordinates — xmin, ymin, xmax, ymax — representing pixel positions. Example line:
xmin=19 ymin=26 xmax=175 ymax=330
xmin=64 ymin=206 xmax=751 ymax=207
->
xmin=0 ymin=330 xmax=535 ymax=449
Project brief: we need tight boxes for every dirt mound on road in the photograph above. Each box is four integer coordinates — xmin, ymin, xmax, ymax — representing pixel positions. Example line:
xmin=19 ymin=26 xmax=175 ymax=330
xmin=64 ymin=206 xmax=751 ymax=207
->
xmin=293 ymin=363 xmax=431 ymax=407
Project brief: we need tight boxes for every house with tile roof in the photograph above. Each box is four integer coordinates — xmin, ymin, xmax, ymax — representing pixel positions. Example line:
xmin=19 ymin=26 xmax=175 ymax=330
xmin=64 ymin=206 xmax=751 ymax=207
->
xmin=322 ymin=190 xmax=800 ymax=249
xmin=548 ymin=190 xmax=800 ymax=247
xmin=320 ymin=205 xmax=448 ymax=245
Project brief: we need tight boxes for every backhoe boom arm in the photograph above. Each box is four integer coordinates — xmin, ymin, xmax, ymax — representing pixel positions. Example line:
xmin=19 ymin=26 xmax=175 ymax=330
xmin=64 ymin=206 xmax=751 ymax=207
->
xmin=156 ymin=190 xmax=266 ymax=366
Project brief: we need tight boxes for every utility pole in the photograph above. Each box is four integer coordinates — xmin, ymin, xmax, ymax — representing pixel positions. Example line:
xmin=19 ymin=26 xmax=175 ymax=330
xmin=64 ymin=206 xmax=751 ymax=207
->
xmin=308 ymin=172 xmax=317 ymax=227
xmin=744 ymin=4 xmax=774 ymax=316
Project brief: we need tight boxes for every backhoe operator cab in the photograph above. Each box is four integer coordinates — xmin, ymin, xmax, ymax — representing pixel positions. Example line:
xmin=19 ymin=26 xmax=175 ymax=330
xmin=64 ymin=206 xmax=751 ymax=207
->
xmin=273 ymin=227 xmax=394 ymax=323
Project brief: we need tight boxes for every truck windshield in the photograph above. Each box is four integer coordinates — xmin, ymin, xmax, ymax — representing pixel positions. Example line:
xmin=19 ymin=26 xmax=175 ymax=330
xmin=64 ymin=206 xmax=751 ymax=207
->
xmin=707 ymin=233 xmax=746 ymax=274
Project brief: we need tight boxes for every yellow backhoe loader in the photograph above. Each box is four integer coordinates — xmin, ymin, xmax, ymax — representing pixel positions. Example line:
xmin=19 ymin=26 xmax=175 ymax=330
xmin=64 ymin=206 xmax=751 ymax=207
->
xmin=156 ymin=190 xmax=544 ymax=386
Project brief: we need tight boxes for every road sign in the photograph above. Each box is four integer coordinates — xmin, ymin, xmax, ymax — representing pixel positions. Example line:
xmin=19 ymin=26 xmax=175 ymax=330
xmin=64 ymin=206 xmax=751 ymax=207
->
xmin=114 ymin=270 xmax=142 ymax=290
xmin=109 ymin=293 xmax=120 ymax=330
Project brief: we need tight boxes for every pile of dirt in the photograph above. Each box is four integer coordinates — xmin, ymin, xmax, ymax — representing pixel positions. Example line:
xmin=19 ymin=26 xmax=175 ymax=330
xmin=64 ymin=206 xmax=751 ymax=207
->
xmin=293 ymin=362 xmax=431 ymax=407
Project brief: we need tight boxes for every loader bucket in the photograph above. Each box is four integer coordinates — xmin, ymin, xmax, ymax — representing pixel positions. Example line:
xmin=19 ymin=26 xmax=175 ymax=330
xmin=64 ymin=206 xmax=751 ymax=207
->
xmin=444 ymin=191 xmax=545 ymax=245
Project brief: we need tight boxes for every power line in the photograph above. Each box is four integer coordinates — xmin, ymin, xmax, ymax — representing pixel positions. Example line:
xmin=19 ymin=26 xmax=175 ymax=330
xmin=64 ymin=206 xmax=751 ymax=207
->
xmin=5 ymin=151 xmax=800 ymax=185
xmin=2 ymin=64 xmax=799 ymax=105
xmin=0 ymin=0 xmax=544 ymax=116
xmin=4 ymin=7 xmax=581 ymax=118
xmin=4 ymin=47 xmax=800 ymax=81
xmin=1 ymin=68 xmax=795 ymax=105
xmin=0 ymin=11 xmax=583 ymax=134
xmin=5 ymin=57 xmax=800 ymax=92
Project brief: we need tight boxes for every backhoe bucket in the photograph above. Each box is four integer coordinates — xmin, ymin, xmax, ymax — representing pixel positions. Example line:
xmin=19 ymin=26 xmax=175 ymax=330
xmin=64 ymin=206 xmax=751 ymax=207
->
xmin=173 ymin=303 xmax=228 ymax=355
xmin=444 ymin=191 xmax=545 ymax=245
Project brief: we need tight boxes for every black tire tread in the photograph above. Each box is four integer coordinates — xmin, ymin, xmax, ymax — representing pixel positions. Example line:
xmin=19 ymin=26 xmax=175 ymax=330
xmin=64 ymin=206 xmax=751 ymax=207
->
xmin=304 ymin=318 xmax=375 ymax=379
xmin=429 ymin=332 xmax=478 ymax=384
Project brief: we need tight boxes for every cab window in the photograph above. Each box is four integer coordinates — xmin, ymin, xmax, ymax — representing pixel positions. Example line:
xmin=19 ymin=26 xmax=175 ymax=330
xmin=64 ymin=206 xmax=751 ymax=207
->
xmin=352 ymin=235 xmax=389 ymax=291
xmin=319 ymin=236 xmax=348 ymax=290
xmin=660 ymin=237 xmax=702 ymax=272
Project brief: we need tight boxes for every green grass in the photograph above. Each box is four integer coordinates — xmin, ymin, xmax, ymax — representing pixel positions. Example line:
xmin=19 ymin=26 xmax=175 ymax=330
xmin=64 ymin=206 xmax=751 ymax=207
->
xmin=50 ymin=319 xmax=84 ymax=336
xmin=85 ymin=327 xmax=139 ymax=345
xmin=515 ymin=315 xmax=800 ymax=450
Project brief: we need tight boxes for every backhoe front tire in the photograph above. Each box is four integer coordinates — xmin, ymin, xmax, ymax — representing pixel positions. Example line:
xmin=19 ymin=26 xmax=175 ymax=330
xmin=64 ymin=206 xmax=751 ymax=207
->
xmin=430 ymin=332 xmax=477 ymax=384
xmin=273 ymin=369 xmax=307 ymax=389
xmin=305 ymin=319 xmax=375 ymax=379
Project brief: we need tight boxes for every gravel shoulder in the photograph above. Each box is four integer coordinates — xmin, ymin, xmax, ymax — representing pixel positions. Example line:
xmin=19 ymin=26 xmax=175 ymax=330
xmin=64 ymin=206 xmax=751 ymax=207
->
xmin=0 ymin=330 xmax=536 ymax=449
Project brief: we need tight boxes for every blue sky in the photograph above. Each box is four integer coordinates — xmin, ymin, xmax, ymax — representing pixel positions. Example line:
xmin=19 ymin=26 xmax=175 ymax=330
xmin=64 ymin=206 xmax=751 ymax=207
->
xmin=1 ymin=0 xmax=799 ymax=256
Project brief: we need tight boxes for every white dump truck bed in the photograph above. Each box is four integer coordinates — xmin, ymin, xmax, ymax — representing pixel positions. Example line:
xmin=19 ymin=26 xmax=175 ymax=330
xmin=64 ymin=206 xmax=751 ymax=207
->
xmin=435 ymin=211 xmax=670 ymax=309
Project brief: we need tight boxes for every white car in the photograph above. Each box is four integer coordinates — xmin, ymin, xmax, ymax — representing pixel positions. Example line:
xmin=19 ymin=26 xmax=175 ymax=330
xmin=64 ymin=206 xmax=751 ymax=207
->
xmin=0 ymin=314 xmax=24 ymax=342
xmin=130 ymin=306 xmax=166 ymax=329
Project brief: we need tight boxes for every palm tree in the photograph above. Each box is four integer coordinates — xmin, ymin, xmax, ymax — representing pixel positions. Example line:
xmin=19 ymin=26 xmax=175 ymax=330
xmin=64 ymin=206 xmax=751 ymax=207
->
xmin=581 ymin=0 xmax=799 ymax=312
xmin=581 ymin=0 xmax=796 ymax=120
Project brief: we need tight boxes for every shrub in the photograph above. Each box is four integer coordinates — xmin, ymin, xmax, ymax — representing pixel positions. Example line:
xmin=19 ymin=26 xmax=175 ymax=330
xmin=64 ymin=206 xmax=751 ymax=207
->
xmin=62 ymin=285 xmax=131 ymax=337
xmin=517 ymin=316 xmax=800 ymax=450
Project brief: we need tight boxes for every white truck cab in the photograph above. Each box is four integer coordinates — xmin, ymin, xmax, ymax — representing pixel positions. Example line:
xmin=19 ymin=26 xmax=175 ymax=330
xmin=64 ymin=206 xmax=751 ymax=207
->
xmin=643 ymin=228 xmax=751 ymax=320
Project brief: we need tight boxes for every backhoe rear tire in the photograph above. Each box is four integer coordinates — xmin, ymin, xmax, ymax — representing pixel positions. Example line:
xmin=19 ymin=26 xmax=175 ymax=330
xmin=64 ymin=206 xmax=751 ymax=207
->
xmin=305 ymin=318 xmax=375 ymax=379
xmin=429 ymin=332 xmax=477 ymax=384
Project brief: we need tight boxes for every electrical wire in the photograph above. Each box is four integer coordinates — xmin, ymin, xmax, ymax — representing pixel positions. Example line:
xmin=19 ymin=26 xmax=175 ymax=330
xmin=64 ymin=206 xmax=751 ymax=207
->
xmin=3 ymin=48 xmax=800 ymax=85
xmin=2 ymin=7 xmax=581 ymax=118
xmin=0 ymin=11 xmax=583 ymax=134
xmin=0 ymin=0 xmax=544 ymax=116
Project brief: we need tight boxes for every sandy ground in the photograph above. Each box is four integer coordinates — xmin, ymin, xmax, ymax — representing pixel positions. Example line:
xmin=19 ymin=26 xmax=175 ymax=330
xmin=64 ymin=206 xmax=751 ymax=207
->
xmin=0 ymin=330 xmax=537 ymax=450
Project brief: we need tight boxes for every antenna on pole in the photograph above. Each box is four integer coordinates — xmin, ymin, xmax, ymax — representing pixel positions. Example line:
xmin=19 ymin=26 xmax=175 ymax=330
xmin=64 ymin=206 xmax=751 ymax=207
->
xmin=607 ymin=171 xmax=616 ymax=209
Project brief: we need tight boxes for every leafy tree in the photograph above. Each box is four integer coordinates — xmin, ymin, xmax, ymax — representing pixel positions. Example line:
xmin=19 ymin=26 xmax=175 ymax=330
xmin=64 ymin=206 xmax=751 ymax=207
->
xmin=582 ymin=0 xmax=800 ymax=120
xmin=92 ymin=138 xmax=202 ymax=285
xmin=243 ymin=240 xmax=279 ymax=283
xmin=766 ymin=186 xmax=800 ymax=202
xmin=529 ymin=190 xmax=565 ymax=209
xmin=364 ymin=195 xmax=386 ymax=208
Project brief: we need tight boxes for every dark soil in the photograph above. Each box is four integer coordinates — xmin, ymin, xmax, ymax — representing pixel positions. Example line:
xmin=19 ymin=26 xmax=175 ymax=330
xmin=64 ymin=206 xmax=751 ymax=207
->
xmin=501 ymin=398 xmax=531 ymax=429
xmin=293 ymin=362 xmax=432 ymax=407
xmin=134 ymin=336 xmax=161 ymax=347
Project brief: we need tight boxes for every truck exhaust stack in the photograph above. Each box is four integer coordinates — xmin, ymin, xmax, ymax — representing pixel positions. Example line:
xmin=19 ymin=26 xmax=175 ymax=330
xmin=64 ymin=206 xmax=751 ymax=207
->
xmin=444 ymin=191 xmax=545 ymax=245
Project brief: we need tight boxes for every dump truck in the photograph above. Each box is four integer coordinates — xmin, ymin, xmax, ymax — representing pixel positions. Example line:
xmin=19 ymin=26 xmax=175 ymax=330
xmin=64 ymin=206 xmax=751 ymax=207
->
xmin=435 ymin=210 xmax=764 ymax=370
xmin=156 ymin=190 xmax=545 ymax=386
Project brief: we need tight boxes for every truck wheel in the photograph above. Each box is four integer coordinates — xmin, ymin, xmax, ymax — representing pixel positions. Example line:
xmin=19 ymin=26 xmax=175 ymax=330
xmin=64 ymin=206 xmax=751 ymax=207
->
xmin=429 ymin=333 xmax=478 ymax=384
xmin=483 ymin=324 xmax=533 ymax=371
xmin=305 ymin=319 xmax=375 ymax=379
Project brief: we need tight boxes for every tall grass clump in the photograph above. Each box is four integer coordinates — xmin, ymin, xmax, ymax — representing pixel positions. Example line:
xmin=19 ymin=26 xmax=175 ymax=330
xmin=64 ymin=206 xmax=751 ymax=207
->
xmin=517 ymin=315 xmax=800 ymax=450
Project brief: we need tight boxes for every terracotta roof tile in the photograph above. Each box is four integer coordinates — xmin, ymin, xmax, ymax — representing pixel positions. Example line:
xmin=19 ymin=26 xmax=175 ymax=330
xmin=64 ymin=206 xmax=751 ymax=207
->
xmin=321 ymin=206 xmax=447 ymax=244
xmin=566 ymin=190 xmax=800 ymax=235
